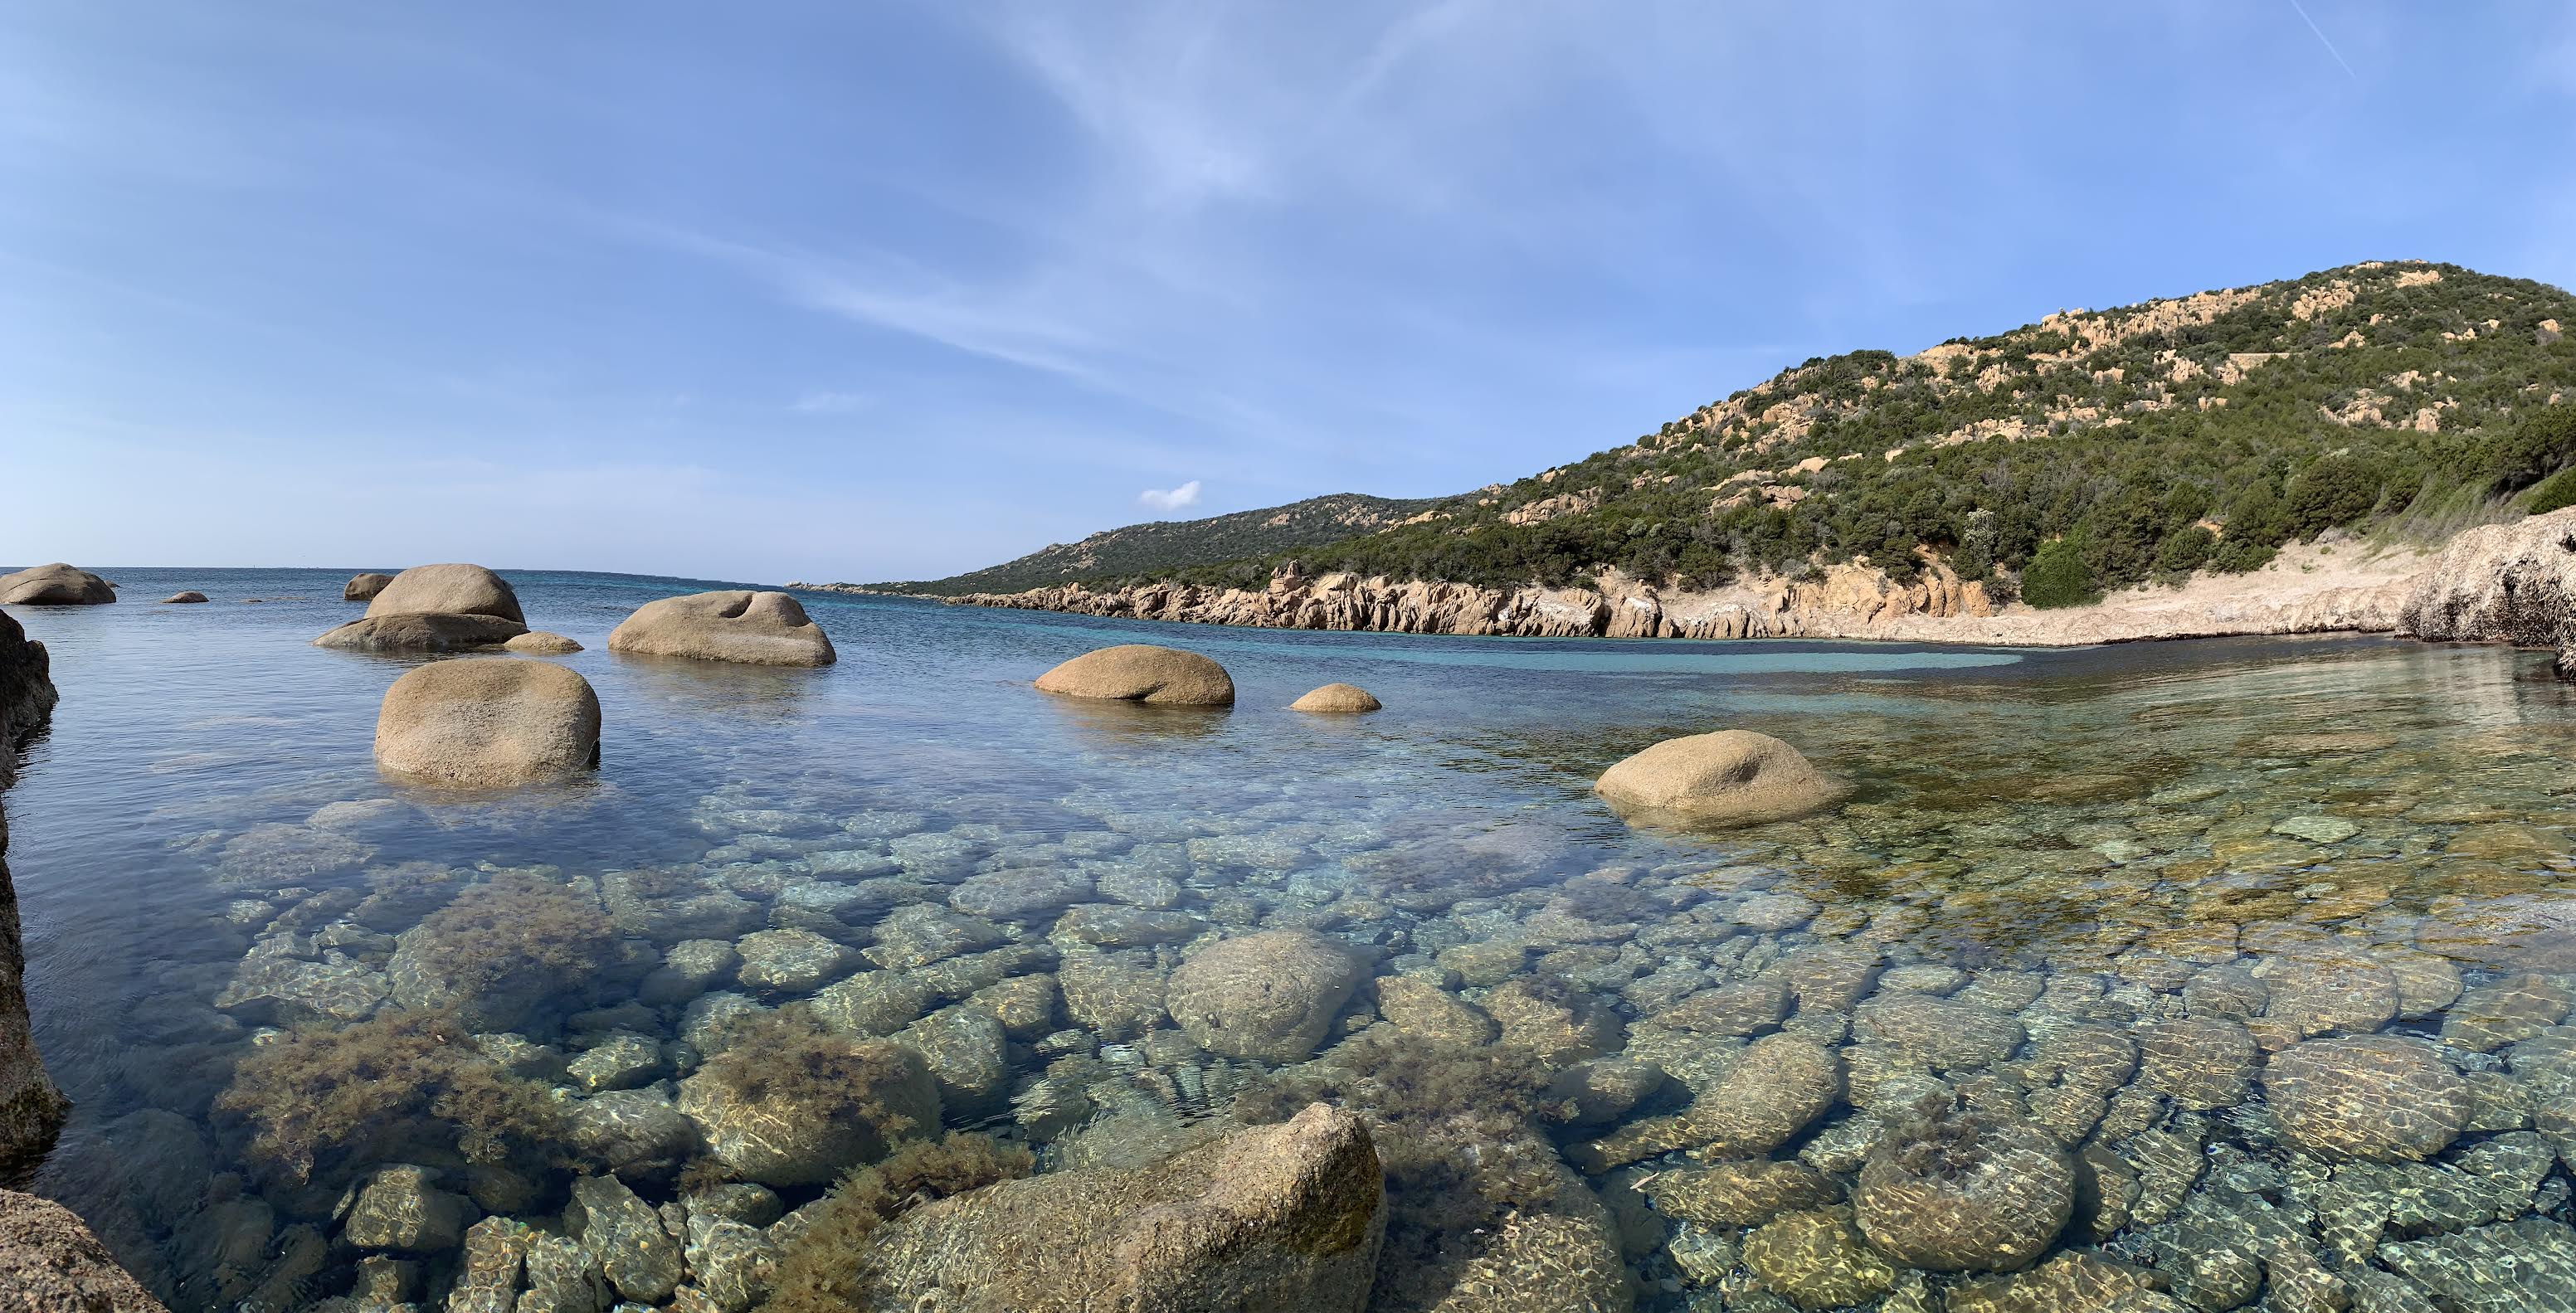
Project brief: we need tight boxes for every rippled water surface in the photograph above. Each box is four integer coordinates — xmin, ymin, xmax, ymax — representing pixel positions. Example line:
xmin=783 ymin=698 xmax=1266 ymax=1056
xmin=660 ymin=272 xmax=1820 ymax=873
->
xmin=9 ymin=567 xmax=2576 ymax=1312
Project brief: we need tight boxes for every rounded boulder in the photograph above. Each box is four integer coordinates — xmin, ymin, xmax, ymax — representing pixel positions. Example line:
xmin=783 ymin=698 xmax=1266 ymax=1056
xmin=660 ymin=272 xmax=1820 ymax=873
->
xmin=161 ymin=591 xmax=208 ymax=605
xmin=1290 ymin=683 xmax=1381 ymax=713
xmin=317 ymin=613 xmax=529 ymax=654
xmin=1166 ymin=930 xmax=1366 ymax=1062
xmin=364 ymin=564 xmax=525 ymax=624
xmin=0 ymin=563 xmax=115 ymax=605
xmin=1595 ymin=729 xmax=1844 ymax=826
xmin=2262 ymin=1035 xmax=2472 ymax=1161
xmin=606 ymin=591 xmax=835 ymax=667
xmin=504 ymin=631 xmax=583 ymax=654
xmin=1853 ymin=1099 xmax=2074 ymax=1272
xmin=374 ymin=658 xmax=601 ymax=787
xmin=1035 ymin=644 xmax=1234 ymax=707
xmin=344 ymin=572 xmax=396 ymax=601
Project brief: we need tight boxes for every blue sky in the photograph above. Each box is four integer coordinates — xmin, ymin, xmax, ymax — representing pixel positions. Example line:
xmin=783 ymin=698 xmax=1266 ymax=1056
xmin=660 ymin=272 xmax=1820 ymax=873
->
xmin=6 ymin=2 xmax=2575 ymax=582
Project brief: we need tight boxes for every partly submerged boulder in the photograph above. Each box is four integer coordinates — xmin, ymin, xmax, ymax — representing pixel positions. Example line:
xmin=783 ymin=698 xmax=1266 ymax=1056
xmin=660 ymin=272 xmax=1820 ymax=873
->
xmin=364 ymin=564 xmax=525 ymax=624
xmin=2400 ymin=505 xmax=2576 ymax=645
xmin=0 ymin=1189 xmax=168 ymax=1313
xmin=504 ymin=631 xmax=583 ymax=655
xmin=315 ymin=613 xmax=530 ymax=654
xmin=606 ymin=591 xmax=834 ymax=667
xmin=159 ymin=591 xmax=207 ymax=605
xmin=1035 ymin=644 xmax=1234 ymax=706
xmin=373 ymin=659 xmax=601 ymax=787
xmin=1290 ymin=683 xmax=1381 ymax=713
xmin=0 ymin=564 xmax=114 ymax=605
xmin=859 ymin=1103 xmax=1383 ymax=1313
xmin=343 ymin=571 xmax=395 ymax=601
xmin=1595 ymin=729 xmax=1845 ymax=826
xmin=1165 ymin=930 xmax=1366 ymax=1063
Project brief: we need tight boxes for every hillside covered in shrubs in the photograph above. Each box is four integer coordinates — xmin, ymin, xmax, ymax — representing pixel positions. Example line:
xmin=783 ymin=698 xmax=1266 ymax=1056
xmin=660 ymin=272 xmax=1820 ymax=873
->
xmin=889 ymin=262 xmax=2576 ymax=608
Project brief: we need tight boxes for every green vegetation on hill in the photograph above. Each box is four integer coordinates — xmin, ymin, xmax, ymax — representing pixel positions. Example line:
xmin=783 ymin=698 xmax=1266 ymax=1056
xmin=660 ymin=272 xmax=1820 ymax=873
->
xmin=872 ymin=493 xmax=1445 ymax=596
xmin=906 ymin=262 xmax=2576 ymax=601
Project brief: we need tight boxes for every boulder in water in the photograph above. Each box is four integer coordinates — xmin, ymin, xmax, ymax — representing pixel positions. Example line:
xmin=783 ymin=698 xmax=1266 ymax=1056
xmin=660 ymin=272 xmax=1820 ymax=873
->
xmin=606 ymin=591 xmax=834 ymax=666
xmin=1852 ymin=1097 xmax=2074 ymax=1272
xmin=859 ymin=1102 xmax=1383 ymax=1313
xmin=504 ymin=631 xmax=583 ymax=654
xmin=1035 ymin=644 xmax=1234 ymax=706
xmin=159 ymin=591 xmax=207 ymax=605
xmin=373 ymin=658 xmax=600 ymax=786
xmin=364 ymin=564 xmax=525 ymax=624
xmin=343 ymin=572 xmax=395 ymax=601
xmin=2262 ymin=1035 xmax=2471 ymax=1161
xmin=315 ymin=613 xmax=530 ymax=654
xmin=1290 ymin=683 xmax=1381 ymax=712
xmin=0 ymin=564 xmax=114 ymax=605
xmin=1595 ymin=729 xmax=1845 ymax=826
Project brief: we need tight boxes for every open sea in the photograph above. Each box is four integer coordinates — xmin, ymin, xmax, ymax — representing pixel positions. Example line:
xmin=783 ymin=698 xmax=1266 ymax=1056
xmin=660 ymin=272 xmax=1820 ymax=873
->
xmin=7 ymin=566 xmax=2576 ymax=1311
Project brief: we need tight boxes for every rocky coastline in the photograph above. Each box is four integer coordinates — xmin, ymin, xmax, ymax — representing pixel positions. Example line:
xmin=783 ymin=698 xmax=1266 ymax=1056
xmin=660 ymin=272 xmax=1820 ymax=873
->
xmin=830 ymin=507 xmax=2576 ymax=654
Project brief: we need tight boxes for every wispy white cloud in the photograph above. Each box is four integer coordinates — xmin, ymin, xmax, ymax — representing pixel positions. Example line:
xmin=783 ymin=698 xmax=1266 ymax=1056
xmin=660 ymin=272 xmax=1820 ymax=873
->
xmin=791 ymin=390 xmax=871 ymax=416
xmin=1138 ymin=479 xmax=1202 ymax=512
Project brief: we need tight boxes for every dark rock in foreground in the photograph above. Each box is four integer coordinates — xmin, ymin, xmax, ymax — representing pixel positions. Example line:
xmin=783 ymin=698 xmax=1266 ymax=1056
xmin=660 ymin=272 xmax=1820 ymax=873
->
xmin=0 ymin=1190 xmax=168 ymax=1311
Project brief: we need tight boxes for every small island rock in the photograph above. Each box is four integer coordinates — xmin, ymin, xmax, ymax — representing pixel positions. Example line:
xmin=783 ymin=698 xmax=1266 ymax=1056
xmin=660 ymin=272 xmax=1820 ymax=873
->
xmin=606 ymin=591 xmax=835 ymax=667
xmin=0 ymin=564 xmax=115 ymax=605
xmin=373 ymin=659 xmax=601 ymax=787
xmin=364 ymin=564 xmax=525 ymax=624
xmin=1166 ymin=930 xmax=1365 ymax=1062
xmin=1290 ymin=683 xmax=1381 ymax=712
xmin=315 ymin=614 xmax=530 ymax=654
xmin=504 ymin=630 xmax=583 ymax=654
xmin=860 ymin=1102 xmax=1383 ymax=1313
xmin=1595 ymin=729 xmax=1844 ymax=826
xmin=1035 ymin=644 xmax=1234 ymax=706
xmin=160 ymin=591 xmax=207 ymax=605
xmin=343 ymin=572 xmax=395 ymax=601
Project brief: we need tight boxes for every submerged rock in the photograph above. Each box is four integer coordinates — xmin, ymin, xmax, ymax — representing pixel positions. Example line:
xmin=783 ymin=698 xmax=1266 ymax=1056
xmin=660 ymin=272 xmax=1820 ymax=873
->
xmin=338 ymin=1164 xmax=477 ymax=1253
xmin=1575 ymin=1033 xmax=1843 ymax=1170
xmin=363 ymin=562 xmax=525 ymax=623
xmin=1290 ymin=683 xmax=1381 ymax=712
xmin=1165 ymin=930 xmax=1366 ymax=1062
xmin=0 ymin=562 xmax=114 ymax=605
xmin=2263 ymin=1035 xmax=2472 ymax=1161
xmin=606 ymin=591 xmax=835 ymax=667
xmin=858 ymin=1102 xmax=1383 ymax=1312
xmin=1850 ymin=1097 xmax=2073 ymax=1273
xmin=1743 ymin=1206 xmax=1898 ymax=1311
xmin=1593 ymin=730 xmax=1845 ymax=826
xmin=1033 ymin=644 xmax=1235 ymax=706
xmin=373 ymin=658 xmax=601 ymax=787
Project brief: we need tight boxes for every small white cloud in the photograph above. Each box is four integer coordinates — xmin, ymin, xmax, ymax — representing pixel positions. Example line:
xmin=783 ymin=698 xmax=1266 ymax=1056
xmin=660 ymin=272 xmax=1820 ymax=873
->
xmin=791 ymin=390 xmax=870 ymax=415
xmin=1138 ymin=479 xmax=1203 ymax=512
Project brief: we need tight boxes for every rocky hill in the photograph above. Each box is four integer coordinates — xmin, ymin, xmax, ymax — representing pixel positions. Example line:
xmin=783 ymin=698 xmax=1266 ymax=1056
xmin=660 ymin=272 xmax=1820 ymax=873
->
xmin=866 ymin=493 xmax=1446 ymax=596
xmin=863 ymin=261 xmax=2576 ymax=617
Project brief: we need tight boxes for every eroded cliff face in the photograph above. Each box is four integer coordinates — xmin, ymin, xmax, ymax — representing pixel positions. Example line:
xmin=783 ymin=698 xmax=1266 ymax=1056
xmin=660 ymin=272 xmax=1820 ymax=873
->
xmin=954 ymin=561 xmax=1999 ymax=641
xmin=2398 ymin=506 xmax=2576 ymax=645
xmin=0 ymin=608 xmax=67 ymax=1177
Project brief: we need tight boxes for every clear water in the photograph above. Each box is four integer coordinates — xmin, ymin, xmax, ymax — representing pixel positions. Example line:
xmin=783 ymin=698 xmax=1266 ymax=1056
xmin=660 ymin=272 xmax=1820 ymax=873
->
xmin=7 ymin=567 xmax=2576 ymax=1311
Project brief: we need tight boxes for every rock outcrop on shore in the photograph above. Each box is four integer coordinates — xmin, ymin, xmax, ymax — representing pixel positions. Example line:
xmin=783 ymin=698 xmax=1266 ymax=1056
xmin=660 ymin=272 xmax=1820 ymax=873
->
xmin=606 ymin=591 xmax=835 ymax=667
xmin=0 ymin=611 xmax=68 ymax=1170
xmin=857 ymin=1102 xmax=1385 ymax=1312
xmin=374 ymin=659 xmax=601 ymax=786
xmin=0 ymin=564 xmax=115 ymax=606
xmin=0 ymin=1192 xmax=168 ymax=1312
xmin=1035 ymin=644 xmax=1234 ymax=706
xmin=364 ymin=564 xmax=525 ymax=625
xmin=2398 ymin=505 xmax=2576 ymax=645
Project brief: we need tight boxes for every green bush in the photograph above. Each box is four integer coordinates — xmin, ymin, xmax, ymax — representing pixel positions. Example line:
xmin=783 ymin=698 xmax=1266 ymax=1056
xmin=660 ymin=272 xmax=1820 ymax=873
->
xmin=2020 ymin=541 xmax=2099 ymax=609
xmin=2489 ymin=406 xmax=2576 ymax=492
xmin=2283 ymin=454 xmax=2387 ymax=537
xmin=2153 ymin=525 xmax=2217 ymax=574
xmin=2529 ymin=465 xmax=2576 ymax=515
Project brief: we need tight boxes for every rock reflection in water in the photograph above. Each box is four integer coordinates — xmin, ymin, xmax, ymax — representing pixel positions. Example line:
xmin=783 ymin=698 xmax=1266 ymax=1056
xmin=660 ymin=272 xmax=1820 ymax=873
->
xmin=10 ymin=580 xmax=2576 ymax=1312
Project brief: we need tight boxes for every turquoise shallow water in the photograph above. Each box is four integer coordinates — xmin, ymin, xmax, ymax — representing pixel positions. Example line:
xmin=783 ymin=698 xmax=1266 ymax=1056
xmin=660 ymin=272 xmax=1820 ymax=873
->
xmin=7 ymin=567 xmax=2576 ymax=1311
